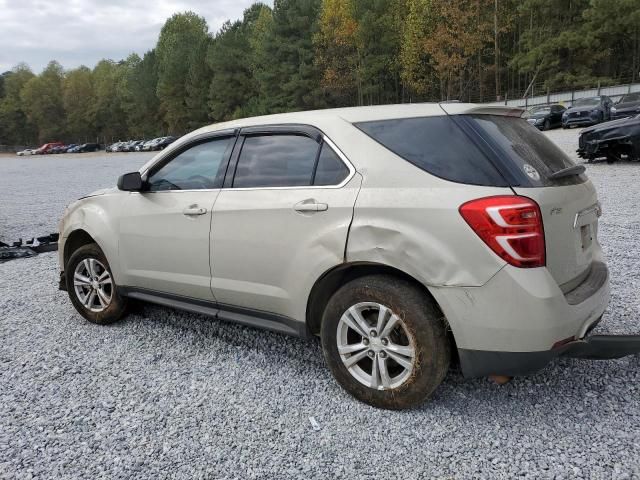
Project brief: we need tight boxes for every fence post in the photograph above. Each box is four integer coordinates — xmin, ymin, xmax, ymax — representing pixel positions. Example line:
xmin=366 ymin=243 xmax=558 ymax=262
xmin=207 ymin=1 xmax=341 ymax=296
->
xmin=525 ymin=96 xmax=528 ymax=108
xmin=597 ymin=81 xmax=601 ymax=95
xmin=547 ymin=88 xmax=550 ymax=105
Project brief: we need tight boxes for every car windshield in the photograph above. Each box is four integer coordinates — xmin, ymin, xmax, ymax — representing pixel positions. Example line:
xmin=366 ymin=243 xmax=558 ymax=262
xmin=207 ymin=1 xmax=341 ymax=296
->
xmin=619 ymin=93 xmax=640 ymax=103
xmin=572 ymin=97 xmax=600 ymax=107
xmin=530 ymin=106 xmax=551 ymax=114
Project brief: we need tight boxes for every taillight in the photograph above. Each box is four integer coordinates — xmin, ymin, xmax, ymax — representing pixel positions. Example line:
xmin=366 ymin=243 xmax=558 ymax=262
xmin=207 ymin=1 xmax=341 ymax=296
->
xmin=459 ymin=196 xmax=545 ymax=268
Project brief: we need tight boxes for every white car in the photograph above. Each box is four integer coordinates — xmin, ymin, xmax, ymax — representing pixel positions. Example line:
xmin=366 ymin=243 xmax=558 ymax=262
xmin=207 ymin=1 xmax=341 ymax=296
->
xmin=16 ymin=148 xmax=36 ymax=156
xmin=58 ymin=103 xmax=640 ymax=409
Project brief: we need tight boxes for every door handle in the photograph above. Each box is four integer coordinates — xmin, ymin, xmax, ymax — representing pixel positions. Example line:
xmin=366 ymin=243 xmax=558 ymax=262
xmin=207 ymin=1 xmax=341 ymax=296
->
xmin=294 ymin=200 xmax=328 ymax=213
xmin=183 ymin=205 xmax=207 ymax=216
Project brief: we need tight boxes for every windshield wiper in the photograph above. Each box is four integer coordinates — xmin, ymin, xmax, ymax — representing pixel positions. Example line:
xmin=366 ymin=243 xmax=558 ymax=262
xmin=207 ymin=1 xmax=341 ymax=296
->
xmin=548 ymin=164 xmax=586 ymax=180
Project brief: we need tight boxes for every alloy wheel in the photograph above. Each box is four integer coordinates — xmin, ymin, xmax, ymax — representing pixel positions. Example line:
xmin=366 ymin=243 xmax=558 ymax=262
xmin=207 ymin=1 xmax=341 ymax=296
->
xmin=336 ymin=302 xmax=416 ymax=390
xmin=73 ymin=258 xmax=113 ymax=312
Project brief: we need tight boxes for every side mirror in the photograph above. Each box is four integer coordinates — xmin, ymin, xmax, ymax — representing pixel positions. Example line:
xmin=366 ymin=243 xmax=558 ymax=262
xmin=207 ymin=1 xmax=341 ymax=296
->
xmin=117 ymin=172 xmax=143 ymax=191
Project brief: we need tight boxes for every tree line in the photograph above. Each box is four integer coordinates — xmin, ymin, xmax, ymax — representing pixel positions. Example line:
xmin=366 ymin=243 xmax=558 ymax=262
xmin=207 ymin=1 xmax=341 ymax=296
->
xmin=1 ymin=0 xmax=638 ymax=146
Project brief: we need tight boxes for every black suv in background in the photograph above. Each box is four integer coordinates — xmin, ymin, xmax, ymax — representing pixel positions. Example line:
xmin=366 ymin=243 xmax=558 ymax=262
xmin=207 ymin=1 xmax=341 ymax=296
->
xmin=611 ymin=93 xmax=640 ymax=120
xmin=526 ymin=104 xmax=566 ymax=130
xmin=562 ymin=96 xmax=613 ymax=128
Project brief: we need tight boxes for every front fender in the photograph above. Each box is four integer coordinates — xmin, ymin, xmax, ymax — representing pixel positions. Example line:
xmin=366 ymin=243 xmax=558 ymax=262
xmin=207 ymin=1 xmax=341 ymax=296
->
xmin=59 ymin=194 xmax=125 ymax=281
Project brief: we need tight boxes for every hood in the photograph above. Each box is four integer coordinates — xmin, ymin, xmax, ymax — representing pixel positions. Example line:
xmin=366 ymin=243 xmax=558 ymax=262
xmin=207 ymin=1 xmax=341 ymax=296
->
xmin=614 ymin=101 xmax=640 ymax=111
xmin=78 ymin=186 xmax=118 ymax=200
xmin=582 ymin=115 xmax=640 ymax=135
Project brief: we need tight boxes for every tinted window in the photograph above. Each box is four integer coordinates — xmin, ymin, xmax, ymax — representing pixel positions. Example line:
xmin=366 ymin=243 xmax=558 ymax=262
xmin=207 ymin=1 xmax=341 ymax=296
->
xmin=233 ymin=134 xmax=319 ymax=188
xmin=313 ymin=143 xmax=349 ymax=185
xmin=355 ymin=116 xmax=507 ymax=186
xmin=467 ymin=115 xmax=585 ymax=186
xmin=147 ymin=137 xmax=232 ymax=191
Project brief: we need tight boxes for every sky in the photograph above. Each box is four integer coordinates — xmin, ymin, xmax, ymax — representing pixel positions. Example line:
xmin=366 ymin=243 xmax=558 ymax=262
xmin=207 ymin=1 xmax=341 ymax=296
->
xmin=0 ymin=0 xmax=271 ymax=73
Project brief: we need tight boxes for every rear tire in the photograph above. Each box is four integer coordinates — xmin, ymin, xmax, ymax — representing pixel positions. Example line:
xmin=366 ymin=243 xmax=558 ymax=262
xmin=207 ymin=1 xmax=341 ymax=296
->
xmin=65 ymin=243 xmax=128 ymax=325
xmin=321 ymin=275 xmax=450 ymax=409
xmin=543 ymin=119 xmax=550 ymax=131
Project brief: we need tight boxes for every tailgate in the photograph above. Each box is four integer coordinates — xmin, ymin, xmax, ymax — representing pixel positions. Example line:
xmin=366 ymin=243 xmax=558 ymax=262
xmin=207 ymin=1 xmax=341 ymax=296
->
xmin=514 ymin=181 xmax=600 ymax=288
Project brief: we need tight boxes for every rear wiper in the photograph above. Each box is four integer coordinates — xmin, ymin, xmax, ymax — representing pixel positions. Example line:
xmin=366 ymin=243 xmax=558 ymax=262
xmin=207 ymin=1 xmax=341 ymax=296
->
xmin=548 ymin=164 xmax=586 ymax=180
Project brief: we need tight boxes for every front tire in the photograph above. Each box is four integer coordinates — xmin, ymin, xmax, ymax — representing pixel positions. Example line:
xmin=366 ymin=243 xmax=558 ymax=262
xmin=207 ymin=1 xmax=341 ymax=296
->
xmin=65 ymin=243 xmax=128 ymax=325
xmin=321 ymin=275 xmax=450 ymax=409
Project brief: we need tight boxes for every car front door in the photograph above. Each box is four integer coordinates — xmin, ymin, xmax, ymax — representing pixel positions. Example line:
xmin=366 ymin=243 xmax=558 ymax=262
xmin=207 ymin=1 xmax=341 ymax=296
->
xmin=210 ymin=126 xmax=361 ymax=323
xmin=118 ymin=132 xmax=236 ymax=300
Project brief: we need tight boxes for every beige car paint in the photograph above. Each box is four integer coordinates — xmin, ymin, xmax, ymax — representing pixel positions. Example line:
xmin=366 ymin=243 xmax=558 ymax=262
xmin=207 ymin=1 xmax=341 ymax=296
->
xmin=118 ymin=190 xmax=221 ymax=300
xmin=59 ymin=103 xmax=610 ymax=357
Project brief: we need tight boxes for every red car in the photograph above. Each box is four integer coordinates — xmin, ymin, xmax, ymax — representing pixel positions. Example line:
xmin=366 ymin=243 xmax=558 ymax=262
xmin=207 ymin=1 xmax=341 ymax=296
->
xmin=35 ymin=142 xmax=64 ymax=154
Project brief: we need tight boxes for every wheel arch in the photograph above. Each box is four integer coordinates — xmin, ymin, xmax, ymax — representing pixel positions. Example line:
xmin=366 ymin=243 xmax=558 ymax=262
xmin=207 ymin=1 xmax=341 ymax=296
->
xmin=306 ymin=262 xmax=453 ymax=339
xmin=63 ymin=229 xmax=98 ymax=268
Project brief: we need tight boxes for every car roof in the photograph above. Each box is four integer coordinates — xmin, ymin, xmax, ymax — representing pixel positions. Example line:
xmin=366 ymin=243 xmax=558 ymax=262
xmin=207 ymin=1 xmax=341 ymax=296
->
xmin=188 ymin=103 xmax=524 ymax=136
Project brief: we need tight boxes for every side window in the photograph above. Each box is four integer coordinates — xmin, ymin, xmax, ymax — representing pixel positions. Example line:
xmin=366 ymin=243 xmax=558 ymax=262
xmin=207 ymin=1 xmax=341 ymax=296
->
xmin=313 ymin=143 xmax=350 ymax=186
xmin=147 ymin=137 xmax=233 ymax=191
xmin=233 ymin=134 xmax=320 ymax=188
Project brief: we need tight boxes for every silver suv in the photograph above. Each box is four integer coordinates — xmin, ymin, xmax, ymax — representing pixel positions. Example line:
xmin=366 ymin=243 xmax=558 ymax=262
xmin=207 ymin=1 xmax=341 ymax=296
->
xmin=58 ymin=103 xmax=640 ymax=409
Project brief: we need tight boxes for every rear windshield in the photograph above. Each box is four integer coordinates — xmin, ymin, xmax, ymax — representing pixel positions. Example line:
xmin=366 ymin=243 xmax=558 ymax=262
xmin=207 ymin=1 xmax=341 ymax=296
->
xmin=355 ymin=115 xmax=585 ymax=187
xmin=466 ymin=115 xmax=585 ymax=187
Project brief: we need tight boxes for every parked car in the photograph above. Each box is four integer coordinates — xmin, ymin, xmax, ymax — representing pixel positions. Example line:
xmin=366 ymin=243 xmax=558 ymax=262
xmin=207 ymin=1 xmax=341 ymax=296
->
xmin=16 ymin=148 xmax=37 ymax=156
xmin=610 ymin=92 xmax=640 ymax=120
xmin=106 ymin=142 xmax=125 ymax=153
xmin=578 ymin=114 xmax=640 ymax=163
xmin=526 ymin=104 xmax=566 ymax=130
xmin=35 ymin=142 xmax=64 ymax=154
xmin=63 ymin=144 xmax=78 ymax=153
xmin=141 ymin=137 xmax=162 ymax=151
xmin=58 ymin=104 xmax=640 ymax=409
xmin=153 ymin=136 xmax=176 ymax=150
xmin=77 ymin=143 xmax=100 ymax=153
xmin=68 ymin=143 xmax=100 ymax=153
xmin=562 ymin=96 xmax=613 ymax=128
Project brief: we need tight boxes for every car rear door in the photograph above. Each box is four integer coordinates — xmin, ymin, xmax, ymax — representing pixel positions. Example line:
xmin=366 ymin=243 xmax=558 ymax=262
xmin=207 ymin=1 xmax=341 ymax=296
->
xmin=210 ymin=126 xmax=361 ymax=322
xmin=118 ymin=132 xmax=236 ymax=300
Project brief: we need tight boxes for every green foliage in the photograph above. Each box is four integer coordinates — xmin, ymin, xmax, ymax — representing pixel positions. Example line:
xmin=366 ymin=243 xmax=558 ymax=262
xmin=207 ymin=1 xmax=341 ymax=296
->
xmin=0 ymin=64 xmax=36 ymax=145
xmin=2 ymin=1 xmax=640 ymax=146
xmin=63 ymin=66 xmax=96 ymax=141
xmin=254 ymin=0 xmax=326 ymax=113
xmin=20 ymin=61 xmax=66 ymax=143
xmin=156 ymin=12 xmax=210 ymax=134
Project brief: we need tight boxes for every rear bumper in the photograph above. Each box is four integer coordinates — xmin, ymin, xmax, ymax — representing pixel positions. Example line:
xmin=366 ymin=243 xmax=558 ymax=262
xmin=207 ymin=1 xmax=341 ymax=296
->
xmin=429 ymin=256 xmax=620 ymax=377
xmin=459 ymin=333 xmax=640 ymax=378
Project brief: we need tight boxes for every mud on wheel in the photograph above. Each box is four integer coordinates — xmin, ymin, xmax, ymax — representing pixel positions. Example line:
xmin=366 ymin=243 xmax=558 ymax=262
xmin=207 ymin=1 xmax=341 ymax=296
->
xmin=65 ymin=243 xmax=128 ymax=325
xmin=321 ymin=274 xmax=450 ymax=410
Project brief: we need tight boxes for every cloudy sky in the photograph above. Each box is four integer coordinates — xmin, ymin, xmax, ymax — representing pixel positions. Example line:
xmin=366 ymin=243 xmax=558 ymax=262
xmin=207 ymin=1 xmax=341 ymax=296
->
xmin=0 ymin=0 xmax=271 ymax=73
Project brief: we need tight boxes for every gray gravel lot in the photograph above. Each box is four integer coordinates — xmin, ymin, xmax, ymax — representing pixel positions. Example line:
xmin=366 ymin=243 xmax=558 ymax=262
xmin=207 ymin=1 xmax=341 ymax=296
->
xmin=1 ymin=132 xmax=639 ymax=479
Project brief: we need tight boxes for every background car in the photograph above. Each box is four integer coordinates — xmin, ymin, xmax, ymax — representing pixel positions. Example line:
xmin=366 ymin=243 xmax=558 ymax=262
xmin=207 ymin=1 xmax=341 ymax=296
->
xmin=16 ymin=148 xmax=37 ymax=156
xmin=153 ymin=136 xmax=176 ymax=150
xmin=611 ymin=92 xmax=640 ymax=120
xmin=35 ymin=142 xmax=64 ymax=154
xmin=526 ymin=104 xmax=566 ymax=130
xmin=68 ymin=143 xmax=100 ymax=153
xmin=562 ymin=96 xmax=613 ymax=128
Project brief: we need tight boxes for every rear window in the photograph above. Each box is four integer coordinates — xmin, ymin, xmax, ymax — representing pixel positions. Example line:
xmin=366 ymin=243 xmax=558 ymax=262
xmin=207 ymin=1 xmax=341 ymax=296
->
xmin=355 ymin=116 xmax=508 ymax=186
xmin=466 ymin=115 xmax=585 ymax=187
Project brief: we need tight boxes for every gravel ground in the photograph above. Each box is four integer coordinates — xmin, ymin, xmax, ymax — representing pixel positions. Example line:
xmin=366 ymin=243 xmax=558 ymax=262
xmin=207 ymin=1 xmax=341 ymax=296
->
xmin=1 ymin=133 xmax=639 ymax=479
